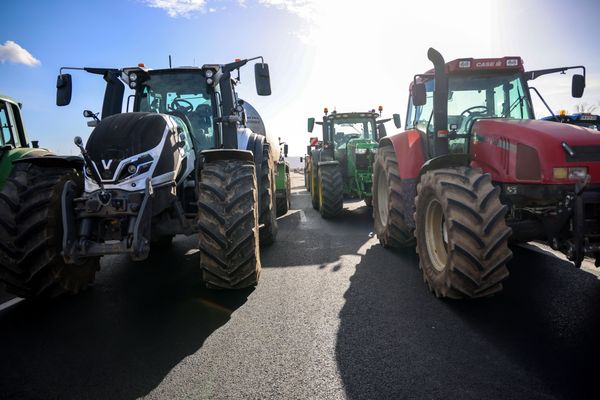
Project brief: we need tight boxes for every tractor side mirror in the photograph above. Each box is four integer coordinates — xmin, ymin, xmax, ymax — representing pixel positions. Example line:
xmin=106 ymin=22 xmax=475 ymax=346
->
xmin=284 ymin=144 xmax=289 ymax=157
xmin=308 ymin=117 xmax=315 ymax=133
xmin=299 ymin=156 xmax=303 ymax=163
xmin=572 ymin=74 xmax=585 ymax=98
xmin=255 ymin=63 xmax=272 ymax=96
xmin=377 ymin=124 xmax=387 ymax=140
xmin=412 ymin=83 xmax=427 ymax=106
xmin=56 ymin=73 xmax=72 ymax=106
xmin=393 ymin=113 xmax=402 ymax=129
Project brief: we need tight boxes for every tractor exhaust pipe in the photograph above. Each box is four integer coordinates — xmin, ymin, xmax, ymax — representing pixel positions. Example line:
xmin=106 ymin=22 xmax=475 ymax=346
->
xmin=427 ymin=48 xmax=449 ymax=157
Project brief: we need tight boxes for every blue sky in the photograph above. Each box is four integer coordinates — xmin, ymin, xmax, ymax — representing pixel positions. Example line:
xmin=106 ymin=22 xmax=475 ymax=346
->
xmin=1 ymin=0 xmax=599 ymax=155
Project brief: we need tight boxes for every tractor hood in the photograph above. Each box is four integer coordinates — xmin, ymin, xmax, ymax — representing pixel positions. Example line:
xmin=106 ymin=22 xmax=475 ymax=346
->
xmin=347 ymin=138 xmax=378 ymax=148
xmin=86 ymin=112 xmax=181 ymax=183
xmin=471 ymin=119 xmax=600 ymax=184
xmin=474 ymin=119 xmax=600 ymax=145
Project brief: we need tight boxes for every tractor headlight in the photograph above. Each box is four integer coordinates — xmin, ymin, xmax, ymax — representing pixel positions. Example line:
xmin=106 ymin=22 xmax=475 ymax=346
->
xmin=127 ymin=164 xmax=137 ymax=174
xmin=129 ymin=72 xmax=138 ymax=82
xmin=206 ymin=78 xmax=214 ymax=85
xmin=205 ymin=69 xmax=214 ymax=78
xmin=568 ymin=167 xmax=588 ymax=180
xmin=553 ymin=167 xmax=588 ymax=180
xmin=355 ymin=148 xmax=368 ymax=154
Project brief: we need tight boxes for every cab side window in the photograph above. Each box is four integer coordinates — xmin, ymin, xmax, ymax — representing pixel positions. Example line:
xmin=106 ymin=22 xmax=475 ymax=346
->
xmin=0 ymin=104 xmax=14 ymax=146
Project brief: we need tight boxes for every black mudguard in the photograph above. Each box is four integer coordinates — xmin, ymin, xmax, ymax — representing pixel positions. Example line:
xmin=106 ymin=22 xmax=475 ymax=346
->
xmin=14 ymin=153 xmax=84 ymax=170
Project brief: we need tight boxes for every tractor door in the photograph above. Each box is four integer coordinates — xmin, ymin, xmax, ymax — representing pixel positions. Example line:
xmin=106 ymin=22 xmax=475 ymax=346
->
xmin=406 ymin=80 xmax=435 ymax=159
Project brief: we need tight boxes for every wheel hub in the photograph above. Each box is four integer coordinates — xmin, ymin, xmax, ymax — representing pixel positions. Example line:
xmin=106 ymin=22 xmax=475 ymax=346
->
xmin=424 ymin=198 xmax=448 ymax=272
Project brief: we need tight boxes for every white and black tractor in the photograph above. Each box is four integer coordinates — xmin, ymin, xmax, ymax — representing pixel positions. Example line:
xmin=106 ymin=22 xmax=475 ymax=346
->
xmin=0 ymin=57 xmax=278 ymax=298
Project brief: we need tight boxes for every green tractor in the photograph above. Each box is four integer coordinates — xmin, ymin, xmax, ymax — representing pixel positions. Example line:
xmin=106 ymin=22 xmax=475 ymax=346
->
xmin=0 ymin=95 xmax=46 ymax=189
xmin=302 ymin=136 xmax=320 ymax=191
xmin=307 ymin=107 xmax=400 ymax=218
xmin=275 ymin=138 xmax=291 ymax=216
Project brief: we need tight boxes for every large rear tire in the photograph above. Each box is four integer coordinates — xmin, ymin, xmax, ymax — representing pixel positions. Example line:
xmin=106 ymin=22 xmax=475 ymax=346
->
xmin=415 ymin=167 xmax=512 ymax=299
xmin=259 ymin=143 xmax=278 ymax=246
xmin=373 ymin=146 xmax=414 ymax=248
xmin=0 ymin=162 xmax=99 ymax=298
xmin=318 ymin=163 xmax=344 ymax=218
xmin=311 ymin=163 xmax=320 ymax=210
xmin=197 ymin=159 xmax=261 ymax=289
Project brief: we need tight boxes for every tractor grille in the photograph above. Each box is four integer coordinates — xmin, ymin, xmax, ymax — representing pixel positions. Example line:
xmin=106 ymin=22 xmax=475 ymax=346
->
xmin=355 ymin=153 xmax=370 ymax=170
xmin=567 ymin=146 xmax=600 ymax=162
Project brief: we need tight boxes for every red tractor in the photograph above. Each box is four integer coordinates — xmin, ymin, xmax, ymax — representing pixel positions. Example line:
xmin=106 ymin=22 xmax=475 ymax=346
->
xmin=373 ymin=48 xmax=596 ymax=299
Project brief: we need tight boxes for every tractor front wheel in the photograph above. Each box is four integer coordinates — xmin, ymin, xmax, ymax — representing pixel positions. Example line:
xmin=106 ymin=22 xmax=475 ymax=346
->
xmin=372 ymin=147 xmax=414 ymax=248
xmin=318 ymin=163 xmax=344 ymax=218
xmin=0 ymin=162 xmax=99 ymax=298
xmin=259 ymin=143 xmax=278 ymax=246
xmin=197 ymin=159 xmax=261 ymax=289
xmin=311 ymin=164 xmax=320 ymax=210
xmin=415 ymin=167 xmax=512 ymax=299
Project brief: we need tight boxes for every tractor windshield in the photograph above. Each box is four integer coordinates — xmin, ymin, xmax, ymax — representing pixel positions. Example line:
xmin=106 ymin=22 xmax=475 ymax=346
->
xmin=330 ymin=118 xmax=375 ymax=148
xmin=412 ymin=73 xmax=532 ymax=135
xmin=410 ymin=72 xmax=533 ymax=152
xmin=137 ymin=71 xmax=214 ymax=150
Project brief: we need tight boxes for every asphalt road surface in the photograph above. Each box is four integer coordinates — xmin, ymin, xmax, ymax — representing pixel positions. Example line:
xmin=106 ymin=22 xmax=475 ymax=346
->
xmin=1 ymin=173 xmax=600 ymax=399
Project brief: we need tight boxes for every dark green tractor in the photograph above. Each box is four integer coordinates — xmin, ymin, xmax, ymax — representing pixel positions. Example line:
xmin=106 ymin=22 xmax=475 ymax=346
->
xmin=0 ymin=95 xmax=47 ymax=189
xmin=307 ymin=108 xmax=400 ymax=218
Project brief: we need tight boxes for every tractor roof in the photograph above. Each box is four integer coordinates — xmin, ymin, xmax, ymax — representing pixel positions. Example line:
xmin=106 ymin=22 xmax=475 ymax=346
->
xmin=412 ymin=56 xmax=525 ymax=89
xmin=325 ymin=111 xmax=379 ymax=120
xmin=0 ymin=94 xmax=20 ymax=107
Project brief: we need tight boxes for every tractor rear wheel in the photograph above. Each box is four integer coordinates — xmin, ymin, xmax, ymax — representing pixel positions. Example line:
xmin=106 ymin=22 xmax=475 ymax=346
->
xmin=197 ymin=159 xmax=261 ymax=289
xmin=311 ymin=164 xmax=320 ymax=210
xmin=373 ymin=147 xmax=414 ymax=248
xmin=0 ymin=162 xmax=99 ymax=298
xmin=318 ymin=163 xmax=344 ymax=218
xmin=276 ymin=168 xmax=291 ymax=216
xmin=415 ymin=167 xmax=512 ymax=299
xmin=259 ymin=143 xmax=278 ymax=246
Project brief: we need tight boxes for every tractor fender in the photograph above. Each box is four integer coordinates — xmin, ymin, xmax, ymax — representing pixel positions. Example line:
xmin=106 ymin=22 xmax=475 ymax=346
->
xmin=381 ymin=129 xmax=427 ymax=180
xmin=13 ymin=153 xmax=84 ymax=171
xmin=199 ymin=149 xmax=254 ymax=164
xmin=418 ymin=153 xmax=470 ymax=179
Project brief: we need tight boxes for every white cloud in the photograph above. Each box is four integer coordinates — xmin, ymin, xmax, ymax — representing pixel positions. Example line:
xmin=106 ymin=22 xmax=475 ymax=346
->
xmin=144 ymin=0 xmax=208 ymax=17
xmin=258 ymin=0 xmax=314 ymax=19
xmin=0 ymin=40 xmax=40 ymax=66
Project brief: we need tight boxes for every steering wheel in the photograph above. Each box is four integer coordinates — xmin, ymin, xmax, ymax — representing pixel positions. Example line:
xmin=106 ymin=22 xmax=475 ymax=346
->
xmin=459 ymin=106 xmax=489 ymax=134
xmin=171 ymin=98 xmax=194 ymax=113
xmin=460 ymin=106 xmax=489 ymax=119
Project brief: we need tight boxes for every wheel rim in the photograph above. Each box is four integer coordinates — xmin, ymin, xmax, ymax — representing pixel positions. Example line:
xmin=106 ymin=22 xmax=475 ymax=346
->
xmin=376 ymin=169 xmax=389 ymax=228
xmin=424 ymin=198 xmax=448 ymax=272
xmin=319 ymin=174 xmax=323 ymax=209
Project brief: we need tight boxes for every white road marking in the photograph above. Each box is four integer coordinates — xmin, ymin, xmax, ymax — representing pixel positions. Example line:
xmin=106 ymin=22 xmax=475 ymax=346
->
xmin=299 ymin=210 xmax=307 ymax=223
xmin=0 ymin=297 xmax=23 ymax=312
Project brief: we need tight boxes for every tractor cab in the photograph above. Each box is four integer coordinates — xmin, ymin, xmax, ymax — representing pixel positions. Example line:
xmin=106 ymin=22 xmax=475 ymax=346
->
xmin=133 ymin=69 xmax=216 ymax=152
xmin=409 ymin=53 xmax=585 ymax=159
xmin=0 ymin=95 xmax=29 ymax=150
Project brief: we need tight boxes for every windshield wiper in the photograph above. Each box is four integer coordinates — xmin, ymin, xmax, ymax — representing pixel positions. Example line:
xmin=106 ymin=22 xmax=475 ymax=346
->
xmin=502 ymin=87 xmax=525 ymax=118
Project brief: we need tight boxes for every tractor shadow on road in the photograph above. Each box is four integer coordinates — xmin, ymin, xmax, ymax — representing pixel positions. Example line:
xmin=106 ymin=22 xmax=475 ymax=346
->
xmin=0 ymin=238 xmax=252 ymax=400
xmin=263 ymin=194 xmax=375 ymax=269
xmin=336 ymin=244 xmax=600 ymax=400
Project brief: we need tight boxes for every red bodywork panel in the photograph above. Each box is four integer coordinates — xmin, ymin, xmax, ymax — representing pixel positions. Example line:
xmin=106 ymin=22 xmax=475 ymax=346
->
xmin=471 ymin=119 xmax=600 ymax=184
xmin=384 ymin=129 xmax=426 ymax=180
xmin=385 ymin=120 xmax=600 ymax=185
